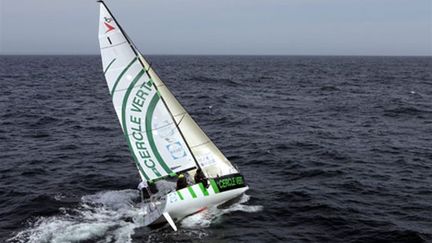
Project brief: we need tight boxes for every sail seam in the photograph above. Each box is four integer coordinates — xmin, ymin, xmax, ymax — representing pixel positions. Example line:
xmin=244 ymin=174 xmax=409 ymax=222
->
xmin=113 ymin=76 xmax=152 ymax=93
xmin=176 ymin=113 xmax=186 ymax=125
xmin=104 ymin=58 xmax=117 ymax=74
xmin=173 ymin=111 xmax=187 ymax=118
xmin=110 ymin=57 xmax=138 ymax=95
xmin=190 ymin=140 xmax=211 ymax=149
xmin=123 ymin=121 xmax=174 ymax=136
xmin=100 ymin=40 xmax=128 ymax=50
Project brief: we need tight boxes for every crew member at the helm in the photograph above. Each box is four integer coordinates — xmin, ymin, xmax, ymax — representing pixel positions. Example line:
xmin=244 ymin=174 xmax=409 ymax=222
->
xmin=176 ymin=174 xmax=188 ymax=190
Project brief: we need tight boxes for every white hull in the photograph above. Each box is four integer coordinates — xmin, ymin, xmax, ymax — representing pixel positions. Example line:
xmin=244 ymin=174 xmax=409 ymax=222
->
xmin=149 ymin=183 xmax=249 ymax=227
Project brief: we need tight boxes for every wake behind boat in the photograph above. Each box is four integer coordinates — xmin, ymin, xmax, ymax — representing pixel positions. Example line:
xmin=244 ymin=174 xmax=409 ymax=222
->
xmin=97 ymin=0 xmax=249 ymax=231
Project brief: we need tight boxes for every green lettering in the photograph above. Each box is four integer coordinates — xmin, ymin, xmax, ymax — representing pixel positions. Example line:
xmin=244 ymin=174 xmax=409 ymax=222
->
xmin=131 ymin=125 xmax=142 ymax=132
xmin=144 ymin=159 xmax=161 ymax=176
xmin=139 ymin=149 xmax=151 ymax=159
xmin=132 ymin=96 xmax=144 ymax=109
xmin=136 ymin=89 xmax=149 ymax=99
xmin=140 ymin=79 xmax=152 ymax=91
xmin=136 ymin=141 xmax=146 ymax=150
xmin=130 ymin=116 xmax=141 ymax=125
xmin=132 ymin=132 xmax=143 ymax=141
xmin=236 ymin=176 xmax=244 ymax=185
xmin=145 ymin=158 xmax=156 ymax=168
xmin=131 ymin=103 xmax=141 ymax=112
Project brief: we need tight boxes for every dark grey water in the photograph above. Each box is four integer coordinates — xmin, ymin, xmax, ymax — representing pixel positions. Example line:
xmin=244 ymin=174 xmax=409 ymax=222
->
xmin=1 ymin=55 xmax=432 ymax=243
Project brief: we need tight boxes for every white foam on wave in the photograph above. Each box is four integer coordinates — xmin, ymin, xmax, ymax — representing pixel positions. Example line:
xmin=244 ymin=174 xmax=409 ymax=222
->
xmin=9 ymin=191 xmax=262 ymax=243
xmin=8 ymin=190 xmax=143 ymax=243
xmin=180 ymin=193 xmax=263 ymax=229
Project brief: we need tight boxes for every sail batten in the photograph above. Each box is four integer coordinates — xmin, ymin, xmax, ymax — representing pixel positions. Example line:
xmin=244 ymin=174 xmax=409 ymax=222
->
xmin=100 ymin=41 xmax=128 ymax=50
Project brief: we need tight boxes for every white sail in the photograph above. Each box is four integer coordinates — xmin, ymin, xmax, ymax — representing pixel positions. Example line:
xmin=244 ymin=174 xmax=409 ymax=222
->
xmin=98 ymin=2 xmax=196 ymax=182
xmin=139 ymin=55 xmax=238 ymax=178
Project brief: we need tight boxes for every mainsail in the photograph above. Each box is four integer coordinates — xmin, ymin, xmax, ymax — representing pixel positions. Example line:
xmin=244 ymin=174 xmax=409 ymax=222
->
xmin=98 ymin=1 xmax=237 ymax=181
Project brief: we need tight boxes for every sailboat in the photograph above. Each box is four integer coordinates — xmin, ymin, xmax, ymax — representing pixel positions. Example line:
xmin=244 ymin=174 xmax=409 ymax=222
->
xmin=97 ymin=1 xmax=249 ymax=231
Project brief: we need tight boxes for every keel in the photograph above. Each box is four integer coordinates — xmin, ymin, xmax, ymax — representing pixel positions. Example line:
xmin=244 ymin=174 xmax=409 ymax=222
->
xmin=163 ymin=212 xmax=177 ymax=231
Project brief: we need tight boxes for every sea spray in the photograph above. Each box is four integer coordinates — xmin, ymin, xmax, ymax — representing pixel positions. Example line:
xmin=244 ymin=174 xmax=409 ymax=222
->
xmin=8 ymin=191 xmax=260 ymax=243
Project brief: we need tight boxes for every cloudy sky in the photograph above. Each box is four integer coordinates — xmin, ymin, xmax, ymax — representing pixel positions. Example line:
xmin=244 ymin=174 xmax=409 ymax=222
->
xmin=1 ymin=0 xmax=431 ymax=55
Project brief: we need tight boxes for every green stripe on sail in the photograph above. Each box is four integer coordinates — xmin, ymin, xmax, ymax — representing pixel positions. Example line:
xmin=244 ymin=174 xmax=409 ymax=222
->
xmin=177 ymin=191 xmax=184 ymax=200
xmin=147 ymin=79 xmax=153 ymax=87
xmin=135 ymin=164 xmax=149 ymax=181
xmin=121 ymin=69 xmax=150 ymax=181
xmin=188 ymin=186 xmax=197 ymax=198
xmin=145 ymin=94 xmax=174 ymax=175
xmin=110 ymin=57 xmax=137 ymax=95
xmin=198 ymin=183 xmax=209 ymax=196
xmin=104 ymin=58 xmax=117 ymax=75
xmin=210 ymin=179 xmax=220 ymax=193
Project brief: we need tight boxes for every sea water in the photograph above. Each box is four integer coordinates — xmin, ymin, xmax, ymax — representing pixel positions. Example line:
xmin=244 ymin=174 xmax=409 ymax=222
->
xmin=1 ymin=55 xmax=431 ymax=242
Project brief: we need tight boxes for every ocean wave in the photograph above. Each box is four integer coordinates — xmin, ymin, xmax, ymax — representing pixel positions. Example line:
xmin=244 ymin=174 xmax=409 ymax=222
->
xmin=7 ymin=190 xmax=259 ymax=243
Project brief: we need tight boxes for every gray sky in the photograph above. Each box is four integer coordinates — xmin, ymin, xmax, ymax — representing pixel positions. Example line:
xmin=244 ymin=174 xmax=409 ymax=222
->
xmin=1 ymin=0 xmax=431 ymax=55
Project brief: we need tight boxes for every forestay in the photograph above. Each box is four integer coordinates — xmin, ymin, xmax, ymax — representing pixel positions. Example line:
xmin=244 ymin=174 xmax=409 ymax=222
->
xmin=98 ymin=3 xmax=196 ymax=182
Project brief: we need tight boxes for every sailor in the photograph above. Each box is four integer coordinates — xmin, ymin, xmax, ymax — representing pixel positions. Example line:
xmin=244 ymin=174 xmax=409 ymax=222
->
xmin=138 ymin=180 xmax=151 ymax=200
xmin=176 ymin=174 xmax=188 ymax=190
xmin=194 ymin=168 xmax=208 ymax=188
xmin=148 ymin=181 xmax=158 ymax=194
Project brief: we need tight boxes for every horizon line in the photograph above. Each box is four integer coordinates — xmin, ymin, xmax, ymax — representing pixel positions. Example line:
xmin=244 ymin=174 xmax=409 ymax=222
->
xmin=1 ymin=53 xmax=431 ymax=57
